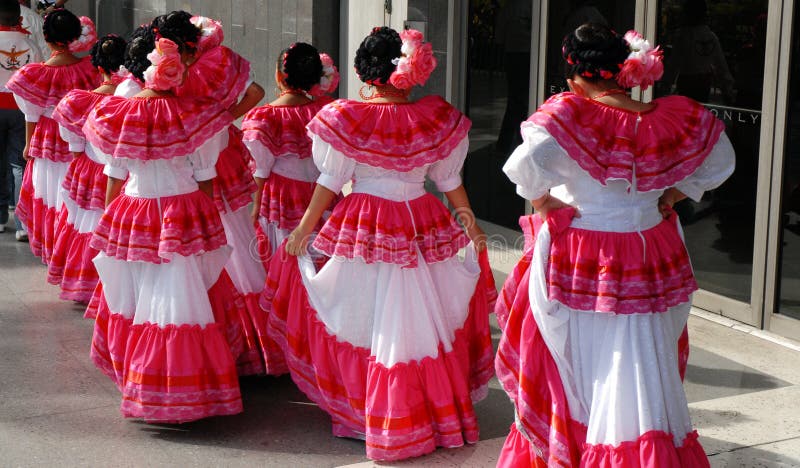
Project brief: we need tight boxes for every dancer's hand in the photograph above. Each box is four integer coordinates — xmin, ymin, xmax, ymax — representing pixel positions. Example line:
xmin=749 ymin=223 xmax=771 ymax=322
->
xmin=531 ymin=193 xmax=579 ymax=218
xmin=467 ymin=224 xmax=487 ymax=253
xmin=658 ymin=188 xmax=687 ymax=219
xmin=285 ymin=227 xmax=311 ymax=256
xmin=22 ymin=144 xmax=31 ymax=161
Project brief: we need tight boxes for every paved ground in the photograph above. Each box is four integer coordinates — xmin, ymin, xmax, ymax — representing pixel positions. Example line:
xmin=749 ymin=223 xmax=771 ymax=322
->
xmin=1 ymin=217 xmax=800 ymax=467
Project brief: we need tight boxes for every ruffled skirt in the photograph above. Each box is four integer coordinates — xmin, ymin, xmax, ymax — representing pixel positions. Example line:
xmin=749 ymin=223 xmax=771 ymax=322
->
xmin=213 ymin=126 xmax=257 ymax=213
xmin=262 ymin=242 xmax=496 ymax=461
xmin=87 ymin=190 xmax=245 ymax=423
xmin=47 ymin=154 xmax=107 ymax=302
xmin=494 ymin=212 xmax=707 ymax=467
xmin=218 ymin=205 xmax=276 ymax=376
xmin=16 ymin=157 xmax=70 ymax=263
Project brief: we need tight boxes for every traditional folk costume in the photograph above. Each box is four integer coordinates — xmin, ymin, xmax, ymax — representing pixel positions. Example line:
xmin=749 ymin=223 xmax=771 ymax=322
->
xmin=84 ymin=90 xmax=245 ymax=423
xmin=47 ymin=87 xmax=116 ymax=302
xmin=7 ymin=57 xmax=100 ymax=263
xmin=262 ymin=96 xmax=497 ymax=461
xmin=242 ymin=95 xmax=333 ymax=263
xmin=174 ymin=37 xmax=268 ymax=376
xmin=494 ymin=92 xmax=735 ymax=467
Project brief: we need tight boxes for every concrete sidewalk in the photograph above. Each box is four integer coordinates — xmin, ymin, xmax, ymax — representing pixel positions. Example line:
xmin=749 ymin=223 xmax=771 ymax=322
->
xmin=1 ymin=218 xmax=800 ymax=467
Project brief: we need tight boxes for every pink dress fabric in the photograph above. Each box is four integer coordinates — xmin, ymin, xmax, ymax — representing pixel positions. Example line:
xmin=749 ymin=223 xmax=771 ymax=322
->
xmin=174 ymin=45 xmax=267 ymax=376
xmin=47 ymin=90 xmax=111 ymax=302
xmin=495 ymin=93 xmax=735 ymax=467
xmin=261 ymin=98 xmax=496 ymax=462
xmin=7 ymin=58 xmax=101 ymax=264
xmin=84 ymin=95 xmax=245 ymax=423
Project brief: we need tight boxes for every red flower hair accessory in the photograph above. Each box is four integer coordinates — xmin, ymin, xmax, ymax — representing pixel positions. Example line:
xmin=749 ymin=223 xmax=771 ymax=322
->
xmin=309 ymin=53 xmax=340 ymax=97
xmin=143 ymin=38 xmax=186 ymax=91
xmin=616 ymin=30 xmax=664 ymax=91
xmin=68 ymin=16 xmax=97 ymax=53
xmin=389 ymin=28 xmax=437 ymax=89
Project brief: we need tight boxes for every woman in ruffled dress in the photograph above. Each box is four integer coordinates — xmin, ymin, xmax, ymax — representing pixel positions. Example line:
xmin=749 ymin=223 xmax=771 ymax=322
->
xmin=84 ymin=30 xmax=243 ymax=423
xmin=262 ymin=27 xmax=496 ymax=461
xmin=7 ymin=9 xmax=100 ymax=264
xmin=47 ymin=34 xmax=127 ymax=303
xmin=494 ymin=23 xmax=735 ymax=467
xmin=243 ymin=42 xmax=338 ymax=269
xmin=241 ymin=42 xmax=338 ymax=375
xmin=164 ymin=12 xmax=271 ymax=376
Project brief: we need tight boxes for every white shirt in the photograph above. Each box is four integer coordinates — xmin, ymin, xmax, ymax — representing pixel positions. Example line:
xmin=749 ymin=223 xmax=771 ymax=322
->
xmin=20 ymin=5 xmax=47 ymax=60
xmin=0 ymin=29 xmax=41 ymax=93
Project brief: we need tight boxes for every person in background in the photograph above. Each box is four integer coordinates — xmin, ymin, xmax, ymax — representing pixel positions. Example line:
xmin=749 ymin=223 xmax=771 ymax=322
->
xmin=7 ymin=8 xmax=99 ymax=262
xmin=35 ymin=0 xmax=67 ymax=17
xmin=18 ymin=0 xmax=47 ymax=58
xmin=0 ymin=0 xmax=41 ymax=237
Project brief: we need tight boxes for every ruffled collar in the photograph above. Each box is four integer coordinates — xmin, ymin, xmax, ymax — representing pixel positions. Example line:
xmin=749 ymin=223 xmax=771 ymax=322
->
xmin=241 ymin=97 xmax=332 ymax=159
xmin=6 ymin=57 xmax=101 ymax=108
xmin=306 ymin=95 xmax=471 ymax=172
xmin=52 ymin=89 xmax=109 ymax=136
xmin=83 ymin=95 xmax=232 ymax=160
xmin=174 ymin=45 xmax=250 ymax=108
xmin=526 ymin=92 xmax=724 ymax=192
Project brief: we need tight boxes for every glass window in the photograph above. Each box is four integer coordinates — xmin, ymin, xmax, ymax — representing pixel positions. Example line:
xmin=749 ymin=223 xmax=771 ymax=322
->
xmin=655 ymin=0 xmax=769 ymax=304
xmin=463 ymin=0 xmax=532 ymax=229
xmin=777 ymin=5 xmax=800 ymax=320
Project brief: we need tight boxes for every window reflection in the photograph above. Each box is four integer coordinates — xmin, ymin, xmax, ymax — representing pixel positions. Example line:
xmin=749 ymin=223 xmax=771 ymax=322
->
xmin=656 ymin=0 xmax=768 ymax=303
xmin=778 ymin=5 xmax=800 ymax=320
xmin=463 ymin=0 xmax=531 ymax=229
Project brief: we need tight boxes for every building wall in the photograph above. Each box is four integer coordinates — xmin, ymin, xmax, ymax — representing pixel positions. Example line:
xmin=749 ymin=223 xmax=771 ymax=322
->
xmin=66 ymin=0 xmax=339 ymax=92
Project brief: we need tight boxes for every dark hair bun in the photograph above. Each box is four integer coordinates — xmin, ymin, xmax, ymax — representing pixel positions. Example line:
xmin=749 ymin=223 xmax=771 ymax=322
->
xmin=91 ymin=34 xmax=127 ymax=75
xmin=279 ymin=42 xmax=323 ymax=91
xmin=43 ymin=9 xmax=81 ymax=46
xmin=354 ymin=26 xmax=402 ymax=85
xmin=125 ymin=25 xmax=155 ymax=81
xmin=151 ymin=10 xmax=200 ymax=53
xmin=562 ymin=23 xmax=629 ymax=81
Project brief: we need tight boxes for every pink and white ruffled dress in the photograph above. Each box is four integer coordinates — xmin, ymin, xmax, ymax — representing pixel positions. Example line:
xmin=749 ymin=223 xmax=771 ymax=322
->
xmin=495 ymin=92 xmax=735 ymax=467
xmin=261 ymin=96 xmax=497 ymax=461
xmin=174 ymin=45 xmax=269 ymax=376
xmin=83 ymin=95 xmax=245 ymax=423
xmin=6 ymin=57 xmax=101 ymax=264
xmin=47 ymin=90 xmax=111 ymax=302
xmin=241 ymin=97 xmax=333 ymax=261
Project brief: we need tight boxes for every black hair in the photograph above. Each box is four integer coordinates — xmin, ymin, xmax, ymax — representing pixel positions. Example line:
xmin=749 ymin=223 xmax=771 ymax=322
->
xmin=124 ymin=24 xmax=155 ymax=82
xmin=562 ymin=23 xmax=629 ymax=82
xmin=0 ymin=0 xmax=21 ymax=27
xmin=91 ymin=34 xmax=127 ymax=75
xmin=682 ymin=0 xmax=708 ymax=27
xmin=43 ymin=8 xmax=81 ymax=46
xmin=354 ymin=26 xmax=402 ymax=85
xmin=278 ymin=42 xmax=323 ymax=91
xmin=151 ymin=10 xmax=200 ymax=54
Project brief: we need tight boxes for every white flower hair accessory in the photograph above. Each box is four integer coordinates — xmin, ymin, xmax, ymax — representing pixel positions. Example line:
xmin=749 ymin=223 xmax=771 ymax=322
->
xmin=190 ymin=16 xmax=224 ymax=53
xmin=68 ymin=16 xmax=97 ymax=54
xmin=616 ymin=30 xmax=664 ymax=91
xmin=309 ymin=53 xmax=340 ymax=97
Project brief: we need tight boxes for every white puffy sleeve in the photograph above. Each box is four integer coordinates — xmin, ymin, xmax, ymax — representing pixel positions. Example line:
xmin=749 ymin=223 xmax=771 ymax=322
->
xmin=14 ymin=95 xmax=44 ymax=123
xmin=674 ymin=132 xmax=736 ymax=202
xmin=243 ymin=139 xmax=275 ymax=178
xmin=309 ymin=131 xmax=356 ymax=194
xmin=102 ymin=153 xmax=129 ymax=180
xmin=58 ymin=126 xmax=85 ymax=153
xmin=189 ymin=128 xmax=228 ymax=181
xmin=503 ymin=124 xmax=573 ymax=201
xmin=428 ymin=136 xmax=469 ymax=192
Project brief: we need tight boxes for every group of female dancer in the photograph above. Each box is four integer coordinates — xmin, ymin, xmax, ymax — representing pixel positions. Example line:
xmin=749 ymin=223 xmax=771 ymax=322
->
xmin=9 ymin=6 xmax=735 ymax=466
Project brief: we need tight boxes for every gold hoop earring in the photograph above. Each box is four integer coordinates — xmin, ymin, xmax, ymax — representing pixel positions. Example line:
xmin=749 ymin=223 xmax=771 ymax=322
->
xmin=359 ymin=84 xmax=375 ymax=100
